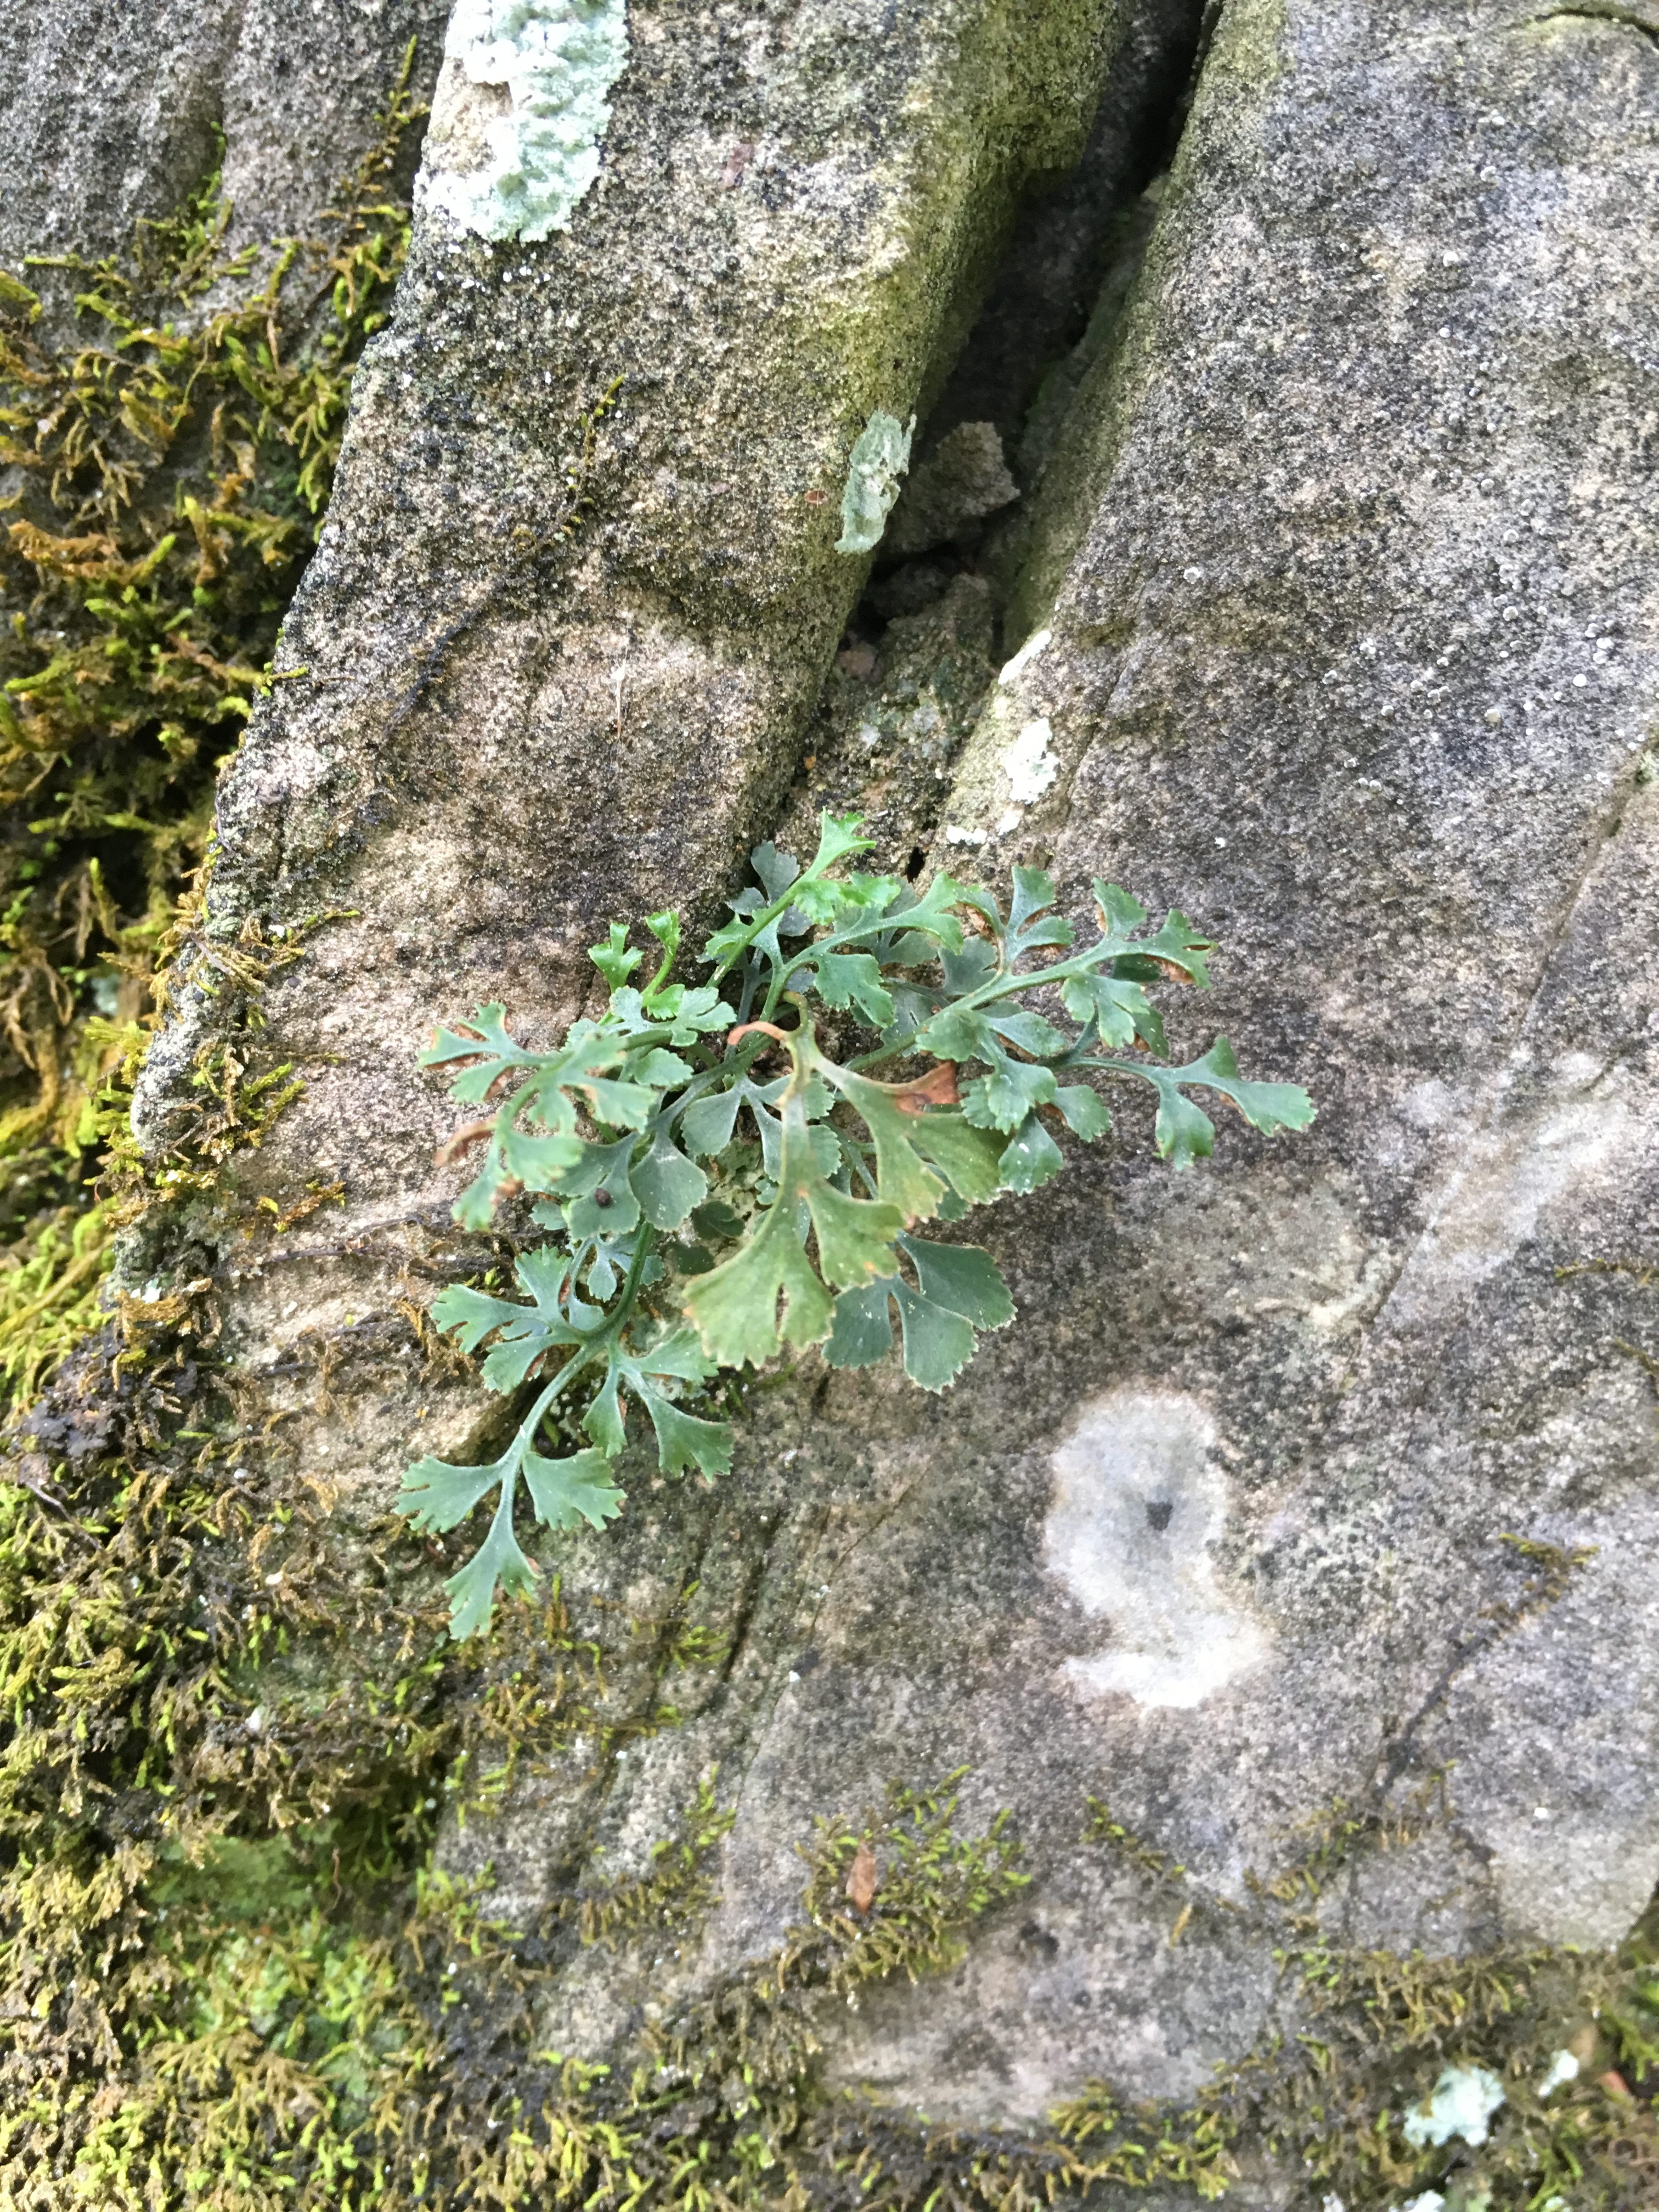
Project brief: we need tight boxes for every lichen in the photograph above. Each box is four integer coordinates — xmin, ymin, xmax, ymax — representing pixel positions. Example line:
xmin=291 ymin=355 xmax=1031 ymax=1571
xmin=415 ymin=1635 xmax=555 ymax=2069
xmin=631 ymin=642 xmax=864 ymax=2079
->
xmin=998 ymin=714 xmax=1059 ymax=805
xmin=997 ymin=625 xmax=1051 ymax=686
xmin=1402 ymin=2064 xmax=1506 ymax=2150
xmin=836 ymin=410 xmax=916 ymax=556
xmin=419 ymin=0 xmax=631 ymax=244
xmin=1536 ymin=2048 xmax=1579 ymax=2097
xmin=1044 ymin=1387 xmax=1269 ymax=1709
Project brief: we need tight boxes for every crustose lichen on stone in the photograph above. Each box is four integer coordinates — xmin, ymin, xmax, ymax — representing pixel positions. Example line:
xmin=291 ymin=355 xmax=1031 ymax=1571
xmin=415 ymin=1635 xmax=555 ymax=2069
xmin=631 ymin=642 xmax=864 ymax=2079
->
xmin=419 ymin=0 xmax=631 ymax=245
xmin=836 ymin=409 xmax=916 ymax=555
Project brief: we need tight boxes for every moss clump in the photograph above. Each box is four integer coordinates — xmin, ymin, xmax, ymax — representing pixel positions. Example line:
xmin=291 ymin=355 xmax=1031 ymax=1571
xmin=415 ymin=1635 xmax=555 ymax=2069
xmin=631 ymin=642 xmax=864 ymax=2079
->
xmin=0 ymin=1193 xmax=112 ymax=1403
xmin=568 ymin=1766 xmax=737 ymax=1948
xmin=0 ymin=53 xmax=427 ymax=1412
xmin=1068 ymin=1753 xmax=1659 ymax=2212
xmin=0 ymin=1352 xmax=1034 ymax=2208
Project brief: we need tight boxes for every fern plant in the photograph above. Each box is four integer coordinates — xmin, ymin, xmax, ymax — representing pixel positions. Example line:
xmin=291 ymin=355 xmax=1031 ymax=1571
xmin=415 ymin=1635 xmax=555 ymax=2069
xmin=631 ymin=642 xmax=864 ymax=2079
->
xmin=401 ymin=814 xmax=1313 ymax=1637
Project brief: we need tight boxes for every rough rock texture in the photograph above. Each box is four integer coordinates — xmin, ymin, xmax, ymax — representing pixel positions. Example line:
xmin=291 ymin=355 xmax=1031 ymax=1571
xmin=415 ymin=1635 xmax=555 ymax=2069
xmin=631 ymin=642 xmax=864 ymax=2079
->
xmin=884 ymin=420 xmax=1019 ymax=558
xmin=126 ymin=1 xmax=1165 ymax=1488
xmin=44 ymin=0 xmax=1659 ymax=2171
xmin=0 ymin=0 xmax=453 ymax=326
xmin=782 ymin=0 xmax=1659 ymax=2112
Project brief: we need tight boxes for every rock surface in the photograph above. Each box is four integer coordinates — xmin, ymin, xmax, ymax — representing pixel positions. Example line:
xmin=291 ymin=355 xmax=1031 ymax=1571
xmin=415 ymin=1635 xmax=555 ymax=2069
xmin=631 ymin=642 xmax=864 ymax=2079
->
xmin=0 ymin=0 xmax=452 ymax=327
xmin=39 ymin=0 xmax=1659 ymax=2172
xmin=126 ymin=0 xmax=1172 ymax=1486
xmin=788 ymin=0 xmax=1659 ymax=2113
xmin=884 ymin=419 xmax=1019 ymax=556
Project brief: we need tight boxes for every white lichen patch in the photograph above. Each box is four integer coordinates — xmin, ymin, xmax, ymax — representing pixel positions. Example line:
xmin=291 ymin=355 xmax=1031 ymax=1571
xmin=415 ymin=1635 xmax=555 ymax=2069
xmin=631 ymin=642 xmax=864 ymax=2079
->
xmin=835 ymin=410 xmax=915 ymax=555
xmin=1536 ymin=2049 xmax=1579 ymax=2097
xmin=1401 ymin=2063 xmax=1505 ymax=2149
xmin=1042 ymin=1390 xmax=1269 ymax=1711
xmin=1000 ymin=717 xmax=1058 ymax=804
xmin=418 ymin=0 xmax=630 ymax=244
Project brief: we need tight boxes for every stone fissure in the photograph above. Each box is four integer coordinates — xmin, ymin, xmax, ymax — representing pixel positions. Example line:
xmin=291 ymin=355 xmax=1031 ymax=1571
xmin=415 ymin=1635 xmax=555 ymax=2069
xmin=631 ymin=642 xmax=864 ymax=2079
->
xmin=1527 ymin=0 xmax=1659 ymax=43
xmin=770 ymin=7 xmax=1205 ymax=880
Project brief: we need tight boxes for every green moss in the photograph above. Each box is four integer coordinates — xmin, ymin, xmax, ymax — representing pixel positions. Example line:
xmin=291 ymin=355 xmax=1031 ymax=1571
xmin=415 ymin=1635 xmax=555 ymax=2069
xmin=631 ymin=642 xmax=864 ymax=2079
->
xmin=0 ymin=1194 xmax=112 ymax=1402
xmin=0 ymin=1431 xmax=1034 ymax=2207
xmin=0 ymin=54 xmax=427 ymax=1413
xmin=1069 ymin=1753 xmax=1659 ymax=2211
xmin=568 ymin=1767 xmax=736 ymax=1947
xmin=5 ymin=1226 xmax=1659 ymax=2211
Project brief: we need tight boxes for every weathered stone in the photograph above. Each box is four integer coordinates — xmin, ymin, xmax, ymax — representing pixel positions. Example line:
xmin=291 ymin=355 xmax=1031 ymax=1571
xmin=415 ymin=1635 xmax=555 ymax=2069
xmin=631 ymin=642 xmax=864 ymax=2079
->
xmin=805 ymin=0 xmax=1659 ymax=2113
xmin=466 ymin=0 xmax=1659 ymax=2135
xmin=114 ymin=0 xmax=1197 ymax=2017
xmin=884 ymin=419 xmax=1018 ymax=556
xmin=0 ymin=0 xmax=452 ymax=328
xmin=15 ymin=0 xmax=1659 ymax=2184
xmin=126 ymin=0 xmax=1166 ymax=1415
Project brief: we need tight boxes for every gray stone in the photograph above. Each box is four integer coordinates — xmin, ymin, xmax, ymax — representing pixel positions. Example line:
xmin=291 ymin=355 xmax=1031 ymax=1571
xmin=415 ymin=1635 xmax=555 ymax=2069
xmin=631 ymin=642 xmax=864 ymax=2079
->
xmin=815 ymin=0 xmax=1659 ymax=2106
xmin=19 ymin=0 xmax=1659 ymax=2179
xmin=884 ymin=419 xmax=1019 ymax=557
xmin=521 ymin=0 xmax=1659 ymax=2122
xmin=119 ymin=0 xmax=1195 ymax=1994
xmin=0 ymin=0 xmax=453 ymax=328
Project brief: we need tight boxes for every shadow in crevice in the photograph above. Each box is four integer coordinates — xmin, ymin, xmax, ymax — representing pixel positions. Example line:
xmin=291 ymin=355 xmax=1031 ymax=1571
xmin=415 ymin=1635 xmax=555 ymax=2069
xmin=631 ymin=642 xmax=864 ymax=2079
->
xmin=776 ymin=0 xmax=1215 ymax=878
xmin=926 ymin=0 xmax=1213 ymax=483
xmin=850 ymin=0 xmax=1211 ymax=653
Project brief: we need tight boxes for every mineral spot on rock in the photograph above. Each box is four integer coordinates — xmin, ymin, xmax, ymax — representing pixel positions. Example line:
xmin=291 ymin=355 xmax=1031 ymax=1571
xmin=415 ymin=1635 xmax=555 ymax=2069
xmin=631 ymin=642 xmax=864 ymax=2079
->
xmin=1043 ymin=1390 xmax=1269 ymax=1711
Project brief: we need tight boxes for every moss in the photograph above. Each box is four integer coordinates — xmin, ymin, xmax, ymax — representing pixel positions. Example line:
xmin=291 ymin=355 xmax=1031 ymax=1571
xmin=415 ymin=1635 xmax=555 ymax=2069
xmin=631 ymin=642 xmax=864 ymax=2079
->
xmin=4 ymin=1140 xmax=1659 ymax=2211
xmin=1067 ymin=1758 xmax=1659 ymax=2212
xmin=0 ymin=54 xmax=427 ymax=1413
xmin=0 ymin=1402 xmax=1034 ymax=2208
xmin=0 ymin=1194 xmax=112 ymax=1402
xmin=567 ymin=1767 xmax=736 ymax=1948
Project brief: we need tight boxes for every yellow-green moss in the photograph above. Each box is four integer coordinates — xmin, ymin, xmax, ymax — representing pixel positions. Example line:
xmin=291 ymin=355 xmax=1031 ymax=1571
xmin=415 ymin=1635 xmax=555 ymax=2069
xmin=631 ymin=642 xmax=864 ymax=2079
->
xmin=0 ymin=53 xmax=426 ymax=1413
xmin=0 ymin=1423 xmax=1036 ymax=2210
xmin=1070 ymin=1754 xmax=1659 ymax=2212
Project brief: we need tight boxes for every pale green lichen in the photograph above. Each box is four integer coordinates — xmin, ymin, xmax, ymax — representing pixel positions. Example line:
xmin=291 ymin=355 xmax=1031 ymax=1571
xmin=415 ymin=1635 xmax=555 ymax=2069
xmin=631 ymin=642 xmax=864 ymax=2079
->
xmin=1000 ymin=714 xmax=1059 ymax=805
xmin=1536 ymin=2048 xmax=1580 ymax=2097
xmin=420 ymin=0 xmax=630 ymax=244
xmin=1402 ymin=2062 xmax=1506 ymax=2150
xmin=836 ymin=409 xmax=915 ymax=554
